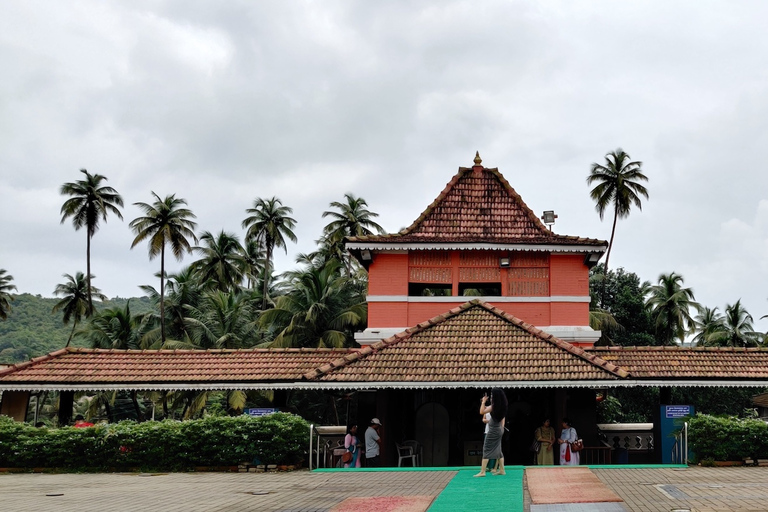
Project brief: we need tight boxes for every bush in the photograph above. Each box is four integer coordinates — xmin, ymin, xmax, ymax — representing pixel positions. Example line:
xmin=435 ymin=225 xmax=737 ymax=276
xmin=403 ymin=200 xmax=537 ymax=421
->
xmin=688 ymin=413 xmax=768 ymax=462
xmin=0 ymin=412 xmax=309 ymax=471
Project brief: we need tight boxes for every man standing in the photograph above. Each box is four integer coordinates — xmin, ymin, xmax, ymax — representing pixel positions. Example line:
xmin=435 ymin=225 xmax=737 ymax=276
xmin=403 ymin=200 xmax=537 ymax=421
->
xmin=364 ymin=418 xmax=383 ymax=467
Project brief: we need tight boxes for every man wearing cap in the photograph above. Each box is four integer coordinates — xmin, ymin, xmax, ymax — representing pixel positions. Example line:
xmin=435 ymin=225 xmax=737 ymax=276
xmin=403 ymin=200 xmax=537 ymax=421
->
xmin=364 ymin=418 xmax=383 ymax=467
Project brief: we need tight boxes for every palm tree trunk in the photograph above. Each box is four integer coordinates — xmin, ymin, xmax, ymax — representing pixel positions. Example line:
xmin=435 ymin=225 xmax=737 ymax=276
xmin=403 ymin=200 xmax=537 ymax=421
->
xmin=160 ymin=246 xmax=166 ymax=343
xmin=600 ymin=207 xmax=620 ymax=308
xmin=262 ymin=243 xmax=272 ymax=310
xmin=604 ymin=207 xmax=619 ymax=275
xmin=65 ymin=319 xmax=78 ymax=347
xmin=131 ymin=390 xmax=144 ymax=421
xmin=86 ymin=231 xmax=93 ymax=315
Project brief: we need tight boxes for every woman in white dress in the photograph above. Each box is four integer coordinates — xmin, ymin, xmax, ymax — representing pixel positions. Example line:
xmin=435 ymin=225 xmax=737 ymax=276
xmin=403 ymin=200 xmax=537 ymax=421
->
xmin=557 ymin=417 xmax=580 ymax=466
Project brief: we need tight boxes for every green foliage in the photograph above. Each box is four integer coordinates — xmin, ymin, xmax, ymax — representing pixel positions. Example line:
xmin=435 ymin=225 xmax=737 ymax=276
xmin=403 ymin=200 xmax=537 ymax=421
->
xmin=590 ymin=265 xmax=655 ymax=346
xmin=596 ymin=395 xmax=624 ymax=423
xmin=688 ymin=413 xmax=768 ymax=461
xmin=0 ymin=412 xmax=308 ymax=470
xmin=0 ymin=294 xmax=154 ymax=363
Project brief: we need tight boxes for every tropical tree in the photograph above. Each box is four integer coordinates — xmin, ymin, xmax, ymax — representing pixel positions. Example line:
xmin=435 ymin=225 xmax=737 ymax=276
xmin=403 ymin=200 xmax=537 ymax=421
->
xmin=52 ymin=272 xmax=107 ymax=347
xmin=691 ymin=306 xmax=725 ymax=347
xmin=704 ymin=300 xmax=759 ymax=347
xmin=190 ymin=230 xmax=246 ymax=292
xmin=586 ymin=149 xmax=649 ymax=275
xmin=0 ymin=269 xmax=17 ymax=320
xmin=60 ymin=169 xmax=124 ymax=313
xmin=129 ymin=193 xmax=198 ymax=343
xmin=241 ymin=238 xmax=265 ymax=290
xmin=322 ymin=193 xmax=385 ymax=275
xmin=78 ymin=301 xmax=142 ymax=350
xmin=588 ymin=265 xmax=655 ymax=346
xmin=183 ymin=290 xmax=257 ymax=350
xmin=260 ymin=260 xmax=366 ymax=348
xmin=645 ymin=272 xmax=698 ymax=345
xmin=241 ymin=197 xmax=297 ymax=310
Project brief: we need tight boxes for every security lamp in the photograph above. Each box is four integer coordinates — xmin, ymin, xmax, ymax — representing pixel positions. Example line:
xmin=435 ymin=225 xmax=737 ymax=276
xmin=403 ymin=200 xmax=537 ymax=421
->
xmin=361 ymin=249 xmax=372 ymax=261
xmin=499 ymin=256 xmax=510 ymax=268
xmin=541 ymin=210 xmax=557 ymax=225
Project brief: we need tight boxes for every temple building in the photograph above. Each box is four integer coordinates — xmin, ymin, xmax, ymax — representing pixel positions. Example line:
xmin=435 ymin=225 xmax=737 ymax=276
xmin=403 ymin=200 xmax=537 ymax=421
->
xmin=3 ymin=153 xmax=768 ymax=466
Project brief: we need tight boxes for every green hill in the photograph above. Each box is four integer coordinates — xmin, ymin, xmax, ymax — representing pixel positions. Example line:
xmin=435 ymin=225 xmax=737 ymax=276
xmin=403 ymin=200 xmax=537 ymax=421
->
xmin=0 ymin=294 xmax=153 ymax=364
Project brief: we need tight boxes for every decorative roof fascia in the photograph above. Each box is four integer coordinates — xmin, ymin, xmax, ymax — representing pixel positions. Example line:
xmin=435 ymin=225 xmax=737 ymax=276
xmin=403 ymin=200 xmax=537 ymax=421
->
xmin=346 ymin=242 xmax=608 ymax=253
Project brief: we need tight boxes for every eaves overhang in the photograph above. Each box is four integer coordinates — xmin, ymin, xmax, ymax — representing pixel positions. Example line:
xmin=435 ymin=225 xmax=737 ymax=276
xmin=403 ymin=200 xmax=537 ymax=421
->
xmin=346 ymin=242 xmax=608 ymax=254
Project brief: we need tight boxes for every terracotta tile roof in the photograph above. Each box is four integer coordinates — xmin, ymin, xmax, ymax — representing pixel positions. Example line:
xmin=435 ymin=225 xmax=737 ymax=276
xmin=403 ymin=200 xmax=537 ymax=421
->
xmin=587 ymin=346 xmax=768 ymax=380
xmin=348 ymin=165 xmax=607 ymax=247
xmin=305 ymin=300 xmax=627 ymax=383
xmin=0 ymin=347 xmax=353 ymax=387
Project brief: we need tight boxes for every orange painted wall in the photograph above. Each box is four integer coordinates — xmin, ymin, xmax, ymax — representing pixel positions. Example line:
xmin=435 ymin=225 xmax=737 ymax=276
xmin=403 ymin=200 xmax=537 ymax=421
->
xmin=550 ymin=302 xmax=590 ymax=326
xmin=367 ymin=250 xmax=591 ymax=328
xmin=369 ymin=302 xmax=409 ymax=328
xmin=401 ymin=302 xmax=551 ymax=327
xmin=549 ymin=254 xmax=589 ymax=296
xmin=368 ymin=253 xmax=408 ymax=295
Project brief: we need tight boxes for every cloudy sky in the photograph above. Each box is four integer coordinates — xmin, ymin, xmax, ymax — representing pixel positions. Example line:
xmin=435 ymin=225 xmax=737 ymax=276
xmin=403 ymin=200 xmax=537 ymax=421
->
xmin=2 ymin=1 xmax=768 ymax=331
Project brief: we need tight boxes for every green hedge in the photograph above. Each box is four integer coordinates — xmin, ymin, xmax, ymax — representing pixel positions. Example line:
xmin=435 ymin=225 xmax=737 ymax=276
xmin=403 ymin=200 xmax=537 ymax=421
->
xmin=688 ymin=413 xmax=768 ymax=462
xmin=0 ymin=413 xmax=309 ymax=471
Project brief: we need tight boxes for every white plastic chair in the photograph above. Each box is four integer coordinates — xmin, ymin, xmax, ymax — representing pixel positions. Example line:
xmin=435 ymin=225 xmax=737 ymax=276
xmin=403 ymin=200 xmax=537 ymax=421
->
xmin=401 ymin=440 xmax=422 ymax=466
xmin=396 ymin=442 xmax=418 ymax=467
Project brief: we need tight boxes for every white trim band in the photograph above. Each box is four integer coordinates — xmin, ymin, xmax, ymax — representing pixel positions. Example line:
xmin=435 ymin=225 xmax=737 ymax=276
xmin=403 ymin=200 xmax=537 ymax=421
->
xmin=366 ymin=295 xmax=591 ymax=303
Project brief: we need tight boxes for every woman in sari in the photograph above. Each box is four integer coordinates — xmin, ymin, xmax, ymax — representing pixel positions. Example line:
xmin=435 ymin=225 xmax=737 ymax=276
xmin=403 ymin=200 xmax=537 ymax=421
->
xmin=535 ymin=418 xmax=555 ymax=465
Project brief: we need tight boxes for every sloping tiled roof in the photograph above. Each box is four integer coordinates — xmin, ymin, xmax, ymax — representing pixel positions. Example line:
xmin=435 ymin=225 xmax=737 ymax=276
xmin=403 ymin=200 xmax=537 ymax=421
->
xmin=348 ymin=161 xmax=607 ymax=247
xmin=305 ymin=300 xmax=627 ymax=384
xmin=0 ymin=347 xmax=353 ymax=389
xmin=587 ymin=346 xmax=768 ymax=380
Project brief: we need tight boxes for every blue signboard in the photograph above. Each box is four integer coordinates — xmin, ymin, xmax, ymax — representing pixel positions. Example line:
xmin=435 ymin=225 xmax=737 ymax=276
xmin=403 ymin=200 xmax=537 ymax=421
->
xmin=665 ymin=405 xmax=692 ymax=419
xmin=660 ymin=405 xmax=694 ymax=463
xmin=244 ymin=408 xmax=277 ymax=417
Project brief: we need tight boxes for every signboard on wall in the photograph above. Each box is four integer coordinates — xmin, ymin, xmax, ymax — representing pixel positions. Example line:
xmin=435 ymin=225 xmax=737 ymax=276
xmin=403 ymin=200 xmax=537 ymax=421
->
xmin=244 ymin=408 xmax=277 ymax=417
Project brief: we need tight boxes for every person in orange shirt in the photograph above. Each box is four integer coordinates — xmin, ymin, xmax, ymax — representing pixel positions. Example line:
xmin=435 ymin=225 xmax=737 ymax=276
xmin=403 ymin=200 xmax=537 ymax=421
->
xmin=73 ymin=414 xmax=94 ymax=428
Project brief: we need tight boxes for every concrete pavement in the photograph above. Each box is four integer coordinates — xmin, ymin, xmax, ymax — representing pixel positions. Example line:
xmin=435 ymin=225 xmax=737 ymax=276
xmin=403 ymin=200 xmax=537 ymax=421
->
xmin=1 ymin=466 xmax=767 ymax=511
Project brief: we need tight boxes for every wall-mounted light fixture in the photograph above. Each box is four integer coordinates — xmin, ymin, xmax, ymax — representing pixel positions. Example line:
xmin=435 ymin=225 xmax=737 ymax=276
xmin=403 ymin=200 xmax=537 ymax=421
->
xmin=361 ymin=249 xmax=372 ymax=261
xmin=499 ymin=256 xmax=510 ymax=268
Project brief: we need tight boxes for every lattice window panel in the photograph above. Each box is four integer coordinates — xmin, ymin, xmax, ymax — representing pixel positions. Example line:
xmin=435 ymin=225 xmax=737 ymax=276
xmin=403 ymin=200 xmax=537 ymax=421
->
xmin=511 ymin=252 xmax=549 ymax=267
xmin=508 ymin=253 xmax=550 ymax=296
xmin=459 ymin=267 xmax=501 ymax=282
xmin=409 ymin=267 xmax=452 ymax=283
xmin=409 ymin=251 xmax=451 ymax=266
xmin=459 ymin=251 xmax=501 ymax=267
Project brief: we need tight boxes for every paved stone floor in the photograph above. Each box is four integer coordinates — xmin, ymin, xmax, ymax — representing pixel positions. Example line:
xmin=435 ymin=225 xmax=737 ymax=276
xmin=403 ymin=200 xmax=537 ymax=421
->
xmin=1 ymin=467 xmax=767 ymax=512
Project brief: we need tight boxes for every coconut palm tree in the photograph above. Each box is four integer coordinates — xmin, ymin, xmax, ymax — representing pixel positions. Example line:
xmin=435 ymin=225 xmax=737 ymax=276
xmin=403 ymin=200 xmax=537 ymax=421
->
xmin=79 ymin=301 xmax=142 ymax=350
xmin=586 ymin=150 xmax=649 ymax=275
xmin=60 ymin=169 xmax=124 ymax=313
xmin=53 ymin=272 xmax=107 ymax=347
xmin=129 ymin=193 xmax=198 ymax=343
xmin=705 ymin=300 xmax=759 ymax=347
xmin=645 ymin=272 xmax=698 ymax=345
xmin=190 ymin=230 xmax=246 ymax=292
xmin=0 ymin=269 xmax=17 ymax=320
xmin=241 ymin=238 xmax=265 ymax=290
xmin=183 ymin=290 xmax=257 ymax=350
xmin=691 ymin=306 xmax=725 ymax=346
xmin=241 ymin=197 xmax=297 ymax=310
xmin=322 ymin=193 xmax=385 ymax=275
xmin=260 ymin=260 xmax=366 ymax=348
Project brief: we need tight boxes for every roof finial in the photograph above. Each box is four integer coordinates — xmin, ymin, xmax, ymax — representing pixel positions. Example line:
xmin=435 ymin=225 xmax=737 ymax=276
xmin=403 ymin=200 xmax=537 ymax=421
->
xmin=474 ymin=151 xmax=482 ymax=165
